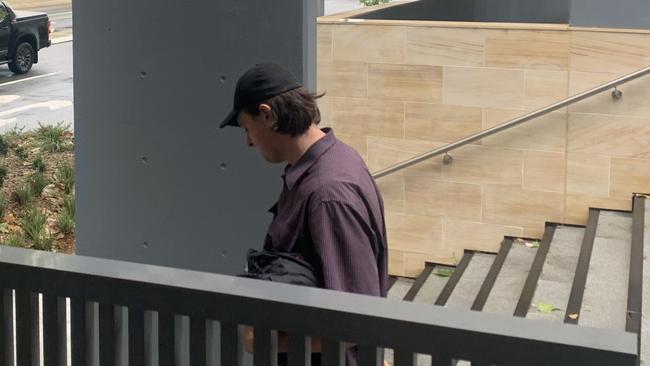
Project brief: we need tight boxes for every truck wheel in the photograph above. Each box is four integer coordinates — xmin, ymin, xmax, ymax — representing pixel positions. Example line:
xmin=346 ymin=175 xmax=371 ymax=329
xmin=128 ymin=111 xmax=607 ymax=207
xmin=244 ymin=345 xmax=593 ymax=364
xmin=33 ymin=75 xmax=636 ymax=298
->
xmin=8 ymin=42 xmax=35 ymax=74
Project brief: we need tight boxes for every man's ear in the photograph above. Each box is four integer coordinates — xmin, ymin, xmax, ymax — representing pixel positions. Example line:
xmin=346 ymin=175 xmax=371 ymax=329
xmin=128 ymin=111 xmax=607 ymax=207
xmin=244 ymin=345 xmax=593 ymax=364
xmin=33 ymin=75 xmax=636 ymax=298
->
xmin=259 ymin=104 xmax=275 ymax=128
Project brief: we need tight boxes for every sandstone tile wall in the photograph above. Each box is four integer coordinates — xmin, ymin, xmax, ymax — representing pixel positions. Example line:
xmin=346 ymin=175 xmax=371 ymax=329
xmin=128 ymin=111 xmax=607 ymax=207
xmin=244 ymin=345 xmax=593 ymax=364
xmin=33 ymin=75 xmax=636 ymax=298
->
xmin=317 ymin=16 xmax=650 ymax=277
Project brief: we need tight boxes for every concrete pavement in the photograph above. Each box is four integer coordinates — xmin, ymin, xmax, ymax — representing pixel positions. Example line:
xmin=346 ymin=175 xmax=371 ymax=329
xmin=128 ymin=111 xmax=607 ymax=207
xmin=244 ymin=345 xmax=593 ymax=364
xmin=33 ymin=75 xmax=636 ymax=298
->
xmin=10 ymin=0 xmax=363 ymax=15
xmin=325 ymin=0 xmax=364 ymax=15
xmin=9 ymin=0 xmax=363 ymax=44
xmin=7 ymin=0 xmax=70 ymax=11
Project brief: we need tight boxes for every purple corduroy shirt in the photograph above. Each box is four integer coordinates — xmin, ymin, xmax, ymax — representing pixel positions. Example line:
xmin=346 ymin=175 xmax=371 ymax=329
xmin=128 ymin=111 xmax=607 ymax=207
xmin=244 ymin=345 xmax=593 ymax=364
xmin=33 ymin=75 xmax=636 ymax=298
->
xmin=264 ymin=128 xmax=388 ymax=365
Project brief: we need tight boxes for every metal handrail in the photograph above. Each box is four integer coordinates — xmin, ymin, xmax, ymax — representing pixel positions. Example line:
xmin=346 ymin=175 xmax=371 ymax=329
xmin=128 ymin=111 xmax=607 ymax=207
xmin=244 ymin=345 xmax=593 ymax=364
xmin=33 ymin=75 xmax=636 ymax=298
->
xmin=372 ymin=65 xmax=650 ymax=179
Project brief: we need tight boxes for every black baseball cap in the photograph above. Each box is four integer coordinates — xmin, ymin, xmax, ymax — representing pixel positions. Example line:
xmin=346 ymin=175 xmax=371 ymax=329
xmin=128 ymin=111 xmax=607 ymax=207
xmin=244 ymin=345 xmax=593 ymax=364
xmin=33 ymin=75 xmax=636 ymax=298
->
xmin=219 ymin=62 xmax=302 ymax=128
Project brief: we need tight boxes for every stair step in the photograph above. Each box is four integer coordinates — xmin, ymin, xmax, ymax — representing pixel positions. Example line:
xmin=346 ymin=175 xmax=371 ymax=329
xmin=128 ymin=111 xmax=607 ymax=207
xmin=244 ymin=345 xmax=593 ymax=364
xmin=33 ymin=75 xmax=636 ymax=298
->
xmin=413 ymin=265 xmax=454 ymax=304
xmin=481 ymin=240 xmax=537 ymax=315
xmin=440 ymin=252 xmax=495 ymax=309
xmin=579 ymin=210 xmax=632 ymax=330
xmin=641 ymin=198 xmax=650 ymax=365
xmin=527 ymin=226 xmax=584 ymax=322
xmin=388 ymin=278 xmax=414 ymax=301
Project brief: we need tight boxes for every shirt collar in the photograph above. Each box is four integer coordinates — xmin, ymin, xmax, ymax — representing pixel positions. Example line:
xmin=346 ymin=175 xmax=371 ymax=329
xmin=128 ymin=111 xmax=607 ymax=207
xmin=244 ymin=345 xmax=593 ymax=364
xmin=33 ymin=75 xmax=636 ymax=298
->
xmin=284 ymin=128 xmax=336 ymax=191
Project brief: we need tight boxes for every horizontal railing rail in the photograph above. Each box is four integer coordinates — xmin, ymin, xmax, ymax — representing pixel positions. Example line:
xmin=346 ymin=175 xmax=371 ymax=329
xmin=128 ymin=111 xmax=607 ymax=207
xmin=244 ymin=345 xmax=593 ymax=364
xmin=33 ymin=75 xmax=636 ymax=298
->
xmin=0 ymin=246 xmax=638 ymax=366
xmin=372 ymin=65 xmax=650 ymax=179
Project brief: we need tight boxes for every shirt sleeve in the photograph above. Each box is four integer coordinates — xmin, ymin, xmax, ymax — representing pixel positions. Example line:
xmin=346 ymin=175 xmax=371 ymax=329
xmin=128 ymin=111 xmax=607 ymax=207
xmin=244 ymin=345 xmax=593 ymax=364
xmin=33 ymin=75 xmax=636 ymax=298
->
xmin=308 ymin=200 xmax=381 ymax=296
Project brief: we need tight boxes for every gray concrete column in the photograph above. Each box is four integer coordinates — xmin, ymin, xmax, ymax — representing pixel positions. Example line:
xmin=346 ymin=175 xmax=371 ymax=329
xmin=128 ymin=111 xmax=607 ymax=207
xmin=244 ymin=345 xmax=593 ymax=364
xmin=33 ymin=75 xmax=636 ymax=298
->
xmin=73 ymin=0 xmax=317 ymax=274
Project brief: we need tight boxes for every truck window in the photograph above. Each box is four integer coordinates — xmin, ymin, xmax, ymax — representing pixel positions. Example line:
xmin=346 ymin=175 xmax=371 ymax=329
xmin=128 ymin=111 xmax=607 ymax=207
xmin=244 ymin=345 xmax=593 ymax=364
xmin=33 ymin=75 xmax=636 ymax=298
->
xmin=0 ymin=5 xmax=8 ymax=24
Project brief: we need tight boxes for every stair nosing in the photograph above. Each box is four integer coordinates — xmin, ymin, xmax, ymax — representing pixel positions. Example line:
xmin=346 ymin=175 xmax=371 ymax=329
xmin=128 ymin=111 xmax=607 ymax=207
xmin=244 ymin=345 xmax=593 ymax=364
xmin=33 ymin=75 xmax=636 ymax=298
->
xmin=513 ymin=224 xmax=557 ymax=317
xmin=626 ymin=195 xmax=645 ymax=334
xmin=388 ymin=276 xmax=398 ymax=291
xmin=471 ymin=238 xmax=514 ymax=311
xmin=403 ymin=263 xmax=435 ymax=302
xmin=435 ymin=251 xmax=473 ymax=306
xmin=565 ymin=208 xmax=600 ymax=324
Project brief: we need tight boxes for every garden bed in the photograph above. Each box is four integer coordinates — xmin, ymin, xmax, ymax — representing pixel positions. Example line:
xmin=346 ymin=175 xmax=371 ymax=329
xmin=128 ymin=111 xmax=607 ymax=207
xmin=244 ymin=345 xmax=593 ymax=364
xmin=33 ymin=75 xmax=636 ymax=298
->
xmin=0 ymin=123 xmax=75 ymax=253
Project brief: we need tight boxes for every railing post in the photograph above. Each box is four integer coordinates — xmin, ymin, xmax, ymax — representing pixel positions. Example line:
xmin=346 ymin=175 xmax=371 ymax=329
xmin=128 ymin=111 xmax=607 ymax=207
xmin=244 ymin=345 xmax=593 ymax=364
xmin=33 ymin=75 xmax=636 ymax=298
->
xmin=15 ymin=290 xmax=36 ymax=366
xmin=190 ymin=317 xmax=207 ymax=366
xmin=358 ymin=345 xmax=383 ymax=366
xmin=70 ymin=297 xmax=86 ymax=366
xmin=158 ymin=312 xmax=175 ymax=365
xmin=253 ymin=327 xmax=278 ymax=366
xmin=322 ymin=340 xmax=345 ymax=366
xmin=393 ymin=350 xmax=416 ymax=366
xmin=99 ymin=303 xmax=116 ymax=365
xmin=128 ymin=307 xmax=145 ymax=365
xmin=287 ymin=333 xmax=311 ymax=366
xmin=1 ymin=289 xmax=14 ymax=366
xmin=220 ymin=322 xmax=243 ymax=366
xmin=42 ymin=294 xmax=63 ymax=366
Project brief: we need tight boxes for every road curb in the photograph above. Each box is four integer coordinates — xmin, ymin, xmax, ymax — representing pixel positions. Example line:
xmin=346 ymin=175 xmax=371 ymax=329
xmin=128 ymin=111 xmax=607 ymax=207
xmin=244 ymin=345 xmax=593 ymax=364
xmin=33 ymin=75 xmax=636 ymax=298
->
xmin=52 ymin=35 xmax=73 ymax=44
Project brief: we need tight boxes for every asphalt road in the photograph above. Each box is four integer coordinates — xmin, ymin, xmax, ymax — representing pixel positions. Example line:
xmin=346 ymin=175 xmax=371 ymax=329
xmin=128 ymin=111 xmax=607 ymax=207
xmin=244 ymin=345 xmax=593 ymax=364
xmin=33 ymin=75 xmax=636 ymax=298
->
xmin=48 ymin=7 xmax=73 ymax=35
xmin=0 ymin=41 xmax=74 ymax=133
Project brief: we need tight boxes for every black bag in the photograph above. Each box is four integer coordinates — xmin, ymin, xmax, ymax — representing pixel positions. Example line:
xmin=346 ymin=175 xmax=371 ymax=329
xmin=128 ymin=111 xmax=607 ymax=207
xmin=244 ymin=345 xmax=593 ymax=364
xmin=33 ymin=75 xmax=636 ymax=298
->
xmin=239 ymin=249 xmax=319 ymax=287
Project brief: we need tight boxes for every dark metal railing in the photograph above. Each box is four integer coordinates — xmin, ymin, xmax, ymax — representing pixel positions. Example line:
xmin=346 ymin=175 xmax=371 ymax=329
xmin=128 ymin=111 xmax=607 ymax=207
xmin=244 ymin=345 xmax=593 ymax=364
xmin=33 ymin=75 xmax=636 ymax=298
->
xmin=0 ymin=246 xmax=638 ymax=366
xmin=372 ymin=65 xmax=650 ymax=179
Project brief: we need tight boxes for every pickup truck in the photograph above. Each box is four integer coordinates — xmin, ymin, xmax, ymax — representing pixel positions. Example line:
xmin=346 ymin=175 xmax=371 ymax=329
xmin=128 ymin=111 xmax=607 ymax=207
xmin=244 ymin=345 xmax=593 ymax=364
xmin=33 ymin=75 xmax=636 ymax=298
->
xmin=0 ymin=0 xmax=51 ymax=74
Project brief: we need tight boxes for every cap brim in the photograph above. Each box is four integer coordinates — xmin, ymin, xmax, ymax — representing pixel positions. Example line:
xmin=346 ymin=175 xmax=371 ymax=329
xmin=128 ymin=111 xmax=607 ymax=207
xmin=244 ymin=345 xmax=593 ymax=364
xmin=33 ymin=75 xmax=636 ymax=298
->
xmin=219 ymin=109 xmax=239 ymax=128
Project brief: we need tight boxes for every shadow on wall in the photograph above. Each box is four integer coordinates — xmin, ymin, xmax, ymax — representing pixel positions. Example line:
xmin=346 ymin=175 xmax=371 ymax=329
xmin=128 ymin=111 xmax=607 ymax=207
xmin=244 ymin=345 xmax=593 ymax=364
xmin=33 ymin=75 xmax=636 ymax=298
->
xmin=355 ymin=0 xmax=569 ymax=23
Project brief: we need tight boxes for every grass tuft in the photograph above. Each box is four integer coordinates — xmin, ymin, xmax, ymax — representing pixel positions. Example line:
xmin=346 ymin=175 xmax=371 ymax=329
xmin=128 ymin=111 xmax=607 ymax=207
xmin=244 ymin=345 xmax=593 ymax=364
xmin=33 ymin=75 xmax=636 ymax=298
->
xmin=36 ymin=122 xmax=70 ymax=152
xmin=29 ymin=172 xmax=49 ymax=196
xmin=0 ymin=165 xmax=7 ymax=187
xmin=57 ymin=163 xmax=74 ymax=194
xmin=0 ymin=135 xmax=8 ymax=156
xmin=12 ymin=185 xmax=33 ymax=206
xmin=32 ymin=156 xmax=46 ymax=173
xmin=57 ymin=194 xmax=75 ymax=234
xmin=21 ymin=207 xmax=52 ymax=251
xmin=5 ymin=234 xmax=25 ymax=248
xmin=0 ymin=193 xmax=7 ymax=219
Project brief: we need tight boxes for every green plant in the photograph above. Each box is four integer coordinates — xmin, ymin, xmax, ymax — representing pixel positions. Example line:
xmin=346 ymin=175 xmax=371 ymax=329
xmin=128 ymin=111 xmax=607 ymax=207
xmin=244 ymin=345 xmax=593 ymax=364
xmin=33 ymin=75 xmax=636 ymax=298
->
xmin=21 ymin=207 xmax=52 ymax=251
xmin=2 ymin=125 xmax=24 ymax=148
xmin=0 ymin=193 xmax=7 ymax=219
xmin=63 ymin=194 xmax=75 ymax=217
xmin=359 ymin=0 xmax=390 ymax=6
xmin=57 ymin=211 xmax=74 ymax=235
xmin=0 ymin=134 xmax=7 ymax=156
xmin=14 ymin=146 xmax=28 ymax=160
xmin=32 ymin=156 xmax=46 ymax=172
xmin=0 ymin=165 xmax=7 ymax=187
xmin=5 ymin=234 xmax=24 ymax=248
xmin=29 ymin=172 xmax=49 ymax=196
xmin=36 ymin=122 xmax=70 ymax=152
xmin=57 ymin=163 xmax=74 ymax=194
xmin=57 ymin=194 xmax=75 ymax=234
xmin=12 ymin=185 xmax=33 ymax=206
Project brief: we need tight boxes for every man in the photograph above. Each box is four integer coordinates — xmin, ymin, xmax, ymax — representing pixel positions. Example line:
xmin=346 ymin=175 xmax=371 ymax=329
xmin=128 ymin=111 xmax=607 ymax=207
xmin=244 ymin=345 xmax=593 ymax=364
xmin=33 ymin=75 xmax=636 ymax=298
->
xmin=220 ymin=62 xmax=389 ymax=365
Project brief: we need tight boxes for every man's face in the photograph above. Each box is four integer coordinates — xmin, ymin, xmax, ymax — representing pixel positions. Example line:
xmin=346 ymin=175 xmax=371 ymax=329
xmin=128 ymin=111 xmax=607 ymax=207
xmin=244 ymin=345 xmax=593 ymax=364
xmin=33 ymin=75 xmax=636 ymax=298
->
xmin=237 ymin=105 xmax=284 ymax=163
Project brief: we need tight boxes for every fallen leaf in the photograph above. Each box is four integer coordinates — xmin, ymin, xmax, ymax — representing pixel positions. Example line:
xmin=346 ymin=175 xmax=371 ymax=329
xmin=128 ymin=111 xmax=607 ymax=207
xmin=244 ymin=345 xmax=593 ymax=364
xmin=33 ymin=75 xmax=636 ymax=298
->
xmin=433 ymin=268 xmax=454 ymax=277
xmin=537 ymin=303 xmax=560 ymax=313
xmin=568 ymin=313 xmax=579 ymax=320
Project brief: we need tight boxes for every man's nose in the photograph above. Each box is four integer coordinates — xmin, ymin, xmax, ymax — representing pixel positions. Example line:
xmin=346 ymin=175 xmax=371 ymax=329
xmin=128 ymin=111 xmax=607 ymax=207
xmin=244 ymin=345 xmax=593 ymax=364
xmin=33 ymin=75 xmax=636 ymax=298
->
xmin=246 ymin=135 xmax=254 ymax=147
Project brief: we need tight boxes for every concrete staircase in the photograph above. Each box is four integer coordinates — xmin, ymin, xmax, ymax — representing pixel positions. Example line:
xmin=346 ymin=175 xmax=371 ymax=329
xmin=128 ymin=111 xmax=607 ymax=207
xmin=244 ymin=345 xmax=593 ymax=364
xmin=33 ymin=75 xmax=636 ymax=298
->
xmin=386 ymin=194 xmax=648 ymax=365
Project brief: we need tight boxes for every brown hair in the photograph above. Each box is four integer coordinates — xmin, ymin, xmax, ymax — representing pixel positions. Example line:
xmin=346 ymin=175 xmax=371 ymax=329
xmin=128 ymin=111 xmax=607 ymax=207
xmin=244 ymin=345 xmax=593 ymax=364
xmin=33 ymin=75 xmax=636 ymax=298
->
xmin=243 ymin=87 xmax=325 ymax=137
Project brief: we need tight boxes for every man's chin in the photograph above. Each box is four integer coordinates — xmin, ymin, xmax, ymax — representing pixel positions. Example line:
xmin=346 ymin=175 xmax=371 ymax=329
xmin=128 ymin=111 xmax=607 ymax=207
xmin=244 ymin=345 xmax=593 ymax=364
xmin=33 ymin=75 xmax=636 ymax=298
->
xmin=263 ymin=156 xmax=283 ymax=164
